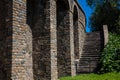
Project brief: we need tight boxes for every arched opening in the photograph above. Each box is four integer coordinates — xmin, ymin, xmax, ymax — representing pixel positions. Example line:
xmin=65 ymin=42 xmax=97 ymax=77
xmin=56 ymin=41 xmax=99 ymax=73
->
xmin=73 ymin=6 xmax=79 ymax=59
xmin=27 ymin=0 xmax=51 ymax=80
xmin=57 ymin=0 xmax=71 ymax=78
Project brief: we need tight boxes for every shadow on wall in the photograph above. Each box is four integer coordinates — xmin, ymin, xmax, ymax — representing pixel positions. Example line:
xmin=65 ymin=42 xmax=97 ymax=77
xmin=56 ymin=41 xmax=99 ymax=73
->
xmin=27 ymin=0 xmax=51 ymax=80
xmin=57 ymin=0 xmax=72 ymax=78
xmin=0 ymin=1 xmax=12 ymax=80
xmin=73 ymin=6 xmax=79 ymax=59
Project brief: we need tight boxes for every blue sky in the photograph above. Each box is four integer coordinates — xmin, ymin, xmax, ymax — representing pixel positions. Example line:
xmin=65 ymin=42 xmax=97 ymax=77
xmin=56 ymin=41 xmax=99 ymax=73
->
xmin=78 ymin=0 xmax=93 ymax=32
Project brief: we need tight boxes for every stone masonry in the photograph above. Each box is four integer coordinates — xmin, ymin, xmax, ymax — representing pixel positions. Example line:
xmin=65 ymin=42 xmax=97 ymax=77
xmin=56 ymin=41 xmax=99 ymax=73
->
xmin=77 ymin=25 xmax=108 ymax=73
xmin=0 ymin=0 xmax=108 ymax=80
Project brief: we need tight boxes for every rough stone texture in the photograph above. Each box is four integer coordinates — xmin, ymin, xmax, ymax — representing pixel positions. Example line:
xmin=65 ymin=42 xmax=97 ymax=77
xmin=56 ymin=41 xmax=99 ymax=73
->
xmin=57 ymin=1 xmax=72 ymax=77
xmin=50 ymin=0 xmax=58 ymax=80
xmin=103 ymin=25 xmax=108 ymax=46
xmin=0 ymin=0 xmax=109 ymax=79
xmin=27 ymin=0 xmax=51 ymax=80
xmin=12 ymin=0 xmax=33 ymax=80
xmin=79 ymin=32 xmax=102 ymax=73
xmin=0 ymin=0 xmax=90 ymax=80
xmin=27 ymin=0 xmax=57 ymax=80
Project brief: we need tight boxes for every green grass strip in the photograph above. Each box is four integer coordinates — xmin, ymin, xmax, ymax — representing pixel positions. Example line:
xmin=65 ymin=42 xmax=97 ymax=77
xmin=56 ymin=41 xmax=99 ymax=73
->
xmin=60 ymin=72 xmax=120 ymax=80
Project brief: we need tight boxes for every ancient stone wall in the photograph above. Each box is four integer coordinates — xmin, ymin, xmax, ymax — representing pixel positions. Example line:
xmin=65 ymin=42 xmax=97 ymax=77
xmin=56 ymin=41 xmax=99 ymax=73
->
xmin=27 ymin=0 xmax=57 ymax=80
xmin=57 ymin=0 xmax=71 ymax=77
xmin=0 ymin=0 xmax=86 ymax=80
xmin=12 ymin=0 xmax=33 ymax=80
xmin=27 ymin=0 xmax=51 ymax=80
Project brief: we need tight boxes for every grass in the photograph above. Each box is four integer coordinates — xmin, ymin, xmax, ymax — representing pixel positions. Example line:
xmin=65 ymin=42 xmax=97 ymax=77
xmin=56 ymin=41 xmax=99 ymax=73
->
xmin=60 ymin=72 xmax=120 ymax=80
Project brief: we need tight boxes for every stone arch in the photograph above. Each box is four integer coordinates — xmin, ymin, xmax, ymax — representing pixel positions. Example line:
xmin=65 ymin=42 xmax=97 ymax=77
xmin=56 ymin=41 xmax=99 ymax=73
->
xmin=73 ymin=5 xmax=79 ymax=59
xmin=27 ymin=0 xmax=52 ymax=80
xmin=56 ymin=0 xmax=70 ymax=13
xmin=57 ymin=0 xmax=72 ymax=78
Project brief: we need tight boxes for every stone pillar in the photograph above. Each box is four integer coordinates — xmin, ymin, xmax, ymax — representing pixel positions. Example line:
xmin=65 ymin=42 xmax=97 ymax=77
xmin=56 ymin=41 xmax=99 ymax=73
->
xmin=69 ymin=11 xmax=76 ymax=76
xmin=50 ymin=0 xmax=58 ymax=80
xmin=103 ymin=25 xmax=108 ymax=46
xmin=0 ymin=0 xmax=33 ymax=80
xmin=12 ymin=0 xmax=33 ymax=80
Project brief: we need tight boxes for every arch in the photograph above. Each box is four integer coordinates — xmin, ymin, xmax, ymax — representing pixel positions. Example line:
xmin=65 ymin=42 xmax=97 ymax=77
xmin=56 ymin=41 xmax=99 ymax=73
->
xmin=27 ymin=0 xmax=51 ymax=80
xmin=73 ymin=5 xmax=79 ymax=21
xmin=57 ymin=0 xmax=72 ymax=78
xmin=73 ymin=5 xmax=79 ymax=59
xmin=57 ymin=0 xmax=70 ymax=11
xmin=72 ymin=1 xmax=81 ymax=19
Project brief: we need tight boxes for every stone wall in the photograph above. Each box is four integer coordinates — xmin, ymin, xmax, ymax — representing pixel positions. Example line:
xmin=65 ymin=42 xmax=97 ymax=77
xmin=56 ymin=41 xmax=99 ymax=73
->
xmin=27 ymin=0 xmax=57 ymax=80
xmin=57 ymin=0 xmax=73 ymax=78
xmin=27 ymin=0 xmax=51 ymax=80
xmin=12 ymin=0 xmax=33 ymax=80
xmin=0 ymin=0 xmax=86 ymax=80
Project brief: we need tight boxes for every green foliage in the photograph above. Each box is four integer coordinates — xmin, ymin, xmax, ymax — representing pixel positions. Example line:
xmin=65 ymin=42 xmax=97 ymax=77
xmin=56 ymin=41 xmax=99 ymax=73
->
xmin=86 ymin=0 xmax=120 ymax=8
xmin=99 ymin=33 xmax=120 ymax=73
xmin=60 ymin=72 xmax=120 ymax=80
xmin=86 ymin=0 xmax=120 ymax=34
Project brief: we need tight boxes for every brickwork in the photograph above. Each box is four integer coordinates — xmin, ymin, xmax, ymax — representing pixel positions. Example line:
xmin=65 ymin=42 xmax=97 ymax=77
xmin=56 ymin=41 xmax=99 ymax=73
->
xmin=27 ymin=0 xmax=51 ymax=80
xmin=27 ymin=0 xmax=57 ymax=80
xmin=57 ymin=0 xmax=72 ymax=78
xmin=0 ymin=0 xmax=87 ymax=80
xmin=0 ymin=0 xmax=108 ymax=79
xmin=12 ymin=0 xmax=33 ymax=79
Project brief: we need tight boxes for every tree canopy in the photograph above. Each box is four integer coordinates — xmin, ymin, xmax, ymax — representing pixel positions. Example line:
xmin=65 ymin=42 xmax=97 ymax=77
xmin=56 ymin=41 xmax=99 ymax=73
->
xmin=86 ymin=0 xmax=120 ymax=34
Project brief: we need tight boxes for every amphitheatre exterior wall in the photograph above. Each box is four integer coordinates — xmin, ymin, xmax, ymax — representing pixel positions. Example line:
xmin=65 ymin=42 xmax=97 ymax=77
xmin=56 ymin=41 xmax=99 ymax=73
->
xmin=0 ymin=0 xmax=86 ymax=80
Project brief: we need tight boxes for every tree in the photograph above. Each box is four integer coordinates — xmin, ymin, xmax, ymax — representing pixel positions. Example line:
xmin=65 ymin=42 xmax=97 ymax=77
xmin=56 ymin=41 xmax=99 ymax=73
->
xmin=86 ymin=0 xmax=120 ymax=34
